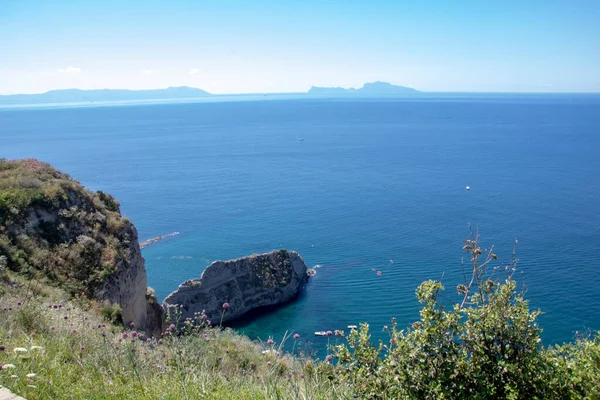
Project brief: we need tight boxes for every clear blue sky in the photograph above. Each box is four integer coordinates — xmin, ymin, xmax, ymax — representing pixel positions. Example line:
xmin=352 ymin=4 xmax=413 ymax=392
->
xmin=1 ymin=0 xmax=599 ymax=94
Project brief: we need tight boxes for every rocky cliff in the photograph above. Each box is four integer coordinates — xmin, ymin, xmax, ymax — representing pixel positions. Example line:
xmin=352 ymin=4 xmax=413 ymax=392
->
xmin=0 ymin=159 xmax=163 ymax=335
xmin=163 ymin=250 xmax=308 ymax=325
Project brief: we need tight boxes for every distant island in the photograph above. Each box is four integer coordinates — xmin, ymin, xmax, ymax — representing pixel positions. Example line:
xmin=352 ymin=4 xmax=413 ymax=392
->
xmin=308 ymin=81 xmax=419 ymax=96
xmin=0 ymin=82 xmax=421 ymax=105
xmin=0 ymin=86 xmax=211 ymax=104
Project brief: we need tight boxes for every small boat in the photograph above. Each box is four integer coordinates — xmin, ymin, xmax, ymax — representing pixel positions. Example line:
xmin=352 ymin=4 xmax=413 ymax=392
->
xmin=466 ymin=186 xmax=471 ymax=190
xmin=298 ymin=138 xmax=305 ymax=141
xmin=314 ymin=331 xmax=327 ymax=336
xmin=347 ymin=325 xmax=358 ymax=329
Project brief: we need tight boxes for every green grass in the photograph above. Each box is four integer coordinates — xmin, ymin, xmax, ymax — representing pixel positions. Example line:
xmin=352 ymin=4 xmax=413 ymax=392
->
xmin=0 ymin=275 xmax=346 ymax=399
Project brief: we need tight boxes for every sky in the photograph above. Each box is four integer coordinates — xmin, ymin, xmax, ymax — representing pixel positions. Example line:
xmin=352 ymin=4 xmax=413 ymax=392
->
xmin=1 ymin=0 xmax=599 ymax=94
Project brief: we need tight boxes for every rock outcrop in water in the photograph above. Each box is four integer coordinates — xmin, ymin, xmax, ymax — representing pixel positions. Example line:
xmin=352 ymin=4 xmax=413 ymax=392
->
xmin=0 ymin=159 xmax=163 ymax=336
xmin=163 ymin=250 xmax=308 ymax=324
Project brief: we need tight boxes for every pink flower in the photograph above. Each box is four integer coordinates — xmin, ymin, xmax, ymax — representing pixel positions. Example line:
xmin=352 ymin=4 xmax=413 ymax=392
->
xmin=222 ymin=302 xmax=229 ymax=310
xmin=293 ymin=333 xmax=300 ymax=339
xmin=326 ymin=355 xmax=333 ymax=362
xmin=267 ymin=338 xmax=274 ymax=345
xmin=168 ymin=324 xmax=176 ymax=331
xmin=129 ymin=322 xmax=135 ymax=328
xmin=326 ymin=331 xmax=333 ymax=337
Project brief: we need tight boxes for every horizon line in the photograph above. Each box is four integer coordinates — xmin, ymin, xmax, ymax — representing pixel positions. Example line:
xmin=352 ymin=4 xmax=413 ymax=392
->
xmin=2 ymin=85 xmax=600 ymax=97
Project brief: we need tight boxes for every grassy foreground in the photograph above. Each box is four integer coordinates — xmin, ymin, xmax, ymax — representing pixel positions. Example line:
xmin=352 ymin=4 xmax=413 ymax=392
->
xmin=0 ymin=274 xmax=345 ymax=399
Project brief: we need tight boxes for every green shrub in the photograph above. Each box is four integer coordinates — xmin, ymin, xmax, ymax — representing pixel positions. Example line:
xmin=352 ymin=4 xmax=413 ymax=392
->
xmin=333 ymin=233 xmax=600 ymax=399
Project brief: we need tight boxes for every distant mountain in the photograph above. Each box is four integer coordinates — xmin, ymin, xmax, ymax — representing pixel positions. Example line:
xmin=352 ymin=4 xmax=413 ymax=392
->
xmin=0 ymin=86 xmax=211 ymax=104
xmin=308 ymin=81 xmax=419 ymax=96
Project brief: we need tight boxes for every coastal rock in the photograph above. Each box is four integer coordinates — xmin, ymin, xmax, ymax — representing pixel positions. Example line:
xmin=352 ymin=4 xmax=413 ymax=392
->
xmin=163 ymin=250 xmax=308 ymax=324
xmin=0 ymin=159 xmax=163 ymax=336
xmin=96 ymin=222 xmax=164 ymax=336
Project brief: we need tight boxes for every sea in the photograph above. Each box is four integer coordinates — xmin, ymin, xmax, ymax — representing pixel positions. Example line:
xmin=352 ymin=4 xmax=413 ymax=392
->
xmin=1 ymin=93 xmax=599 ymax=355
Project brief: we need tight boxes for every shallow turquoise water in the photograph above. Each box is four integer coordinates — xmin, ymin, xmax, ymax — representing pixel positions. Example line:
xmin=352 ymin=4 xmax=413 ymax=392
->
xmin=2 ymin=95 xmax=599 ymax=354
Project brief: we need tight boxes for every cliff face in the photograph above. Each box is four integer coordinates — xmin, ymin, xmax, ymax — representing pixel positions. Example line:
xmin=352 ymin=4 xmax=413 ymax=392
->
xmin=0 ymin=159 xmax=162 ymax=335
xmin=163 ymin=250 xmax=308 ymax=324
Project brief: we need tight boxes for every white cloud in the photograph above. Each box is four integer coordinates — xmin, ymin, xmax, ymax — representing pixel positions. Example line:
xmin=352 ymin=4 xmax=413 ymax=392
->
xmin=58 ymin=66 xmax=81 ymax=73
xmin=141 ymin=69 xmax=153 ymax=75
xmin=189 ymin=68 xmax=200 ymax=76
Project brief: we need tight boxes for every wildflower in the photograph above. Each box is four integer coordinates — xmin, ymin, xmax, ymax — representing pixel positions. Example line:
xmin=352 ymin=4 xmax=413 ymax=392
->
xmin=326 ymin=331 xmax=333 ymax=337
xmin=168 ymin=324 xmax=176 ymax=331
xmin=80 ymin=345 xmax=85 ymax=351
xmin=129 ymin=322 xmax=136 ymax=328
xmin=14 ymin=347 xmax=28 ymax=354
xmin=267 ymin=361 xmax=273 ymax=366
xmin=158 ymin=339 xmax=163 ymax=345
xmin=294 ymin=333 xmax=300 ymax=339
xmin=17 ymin=301 xmax=22 ymax=306
xmin=122 ymin=333 xmax=128 ymax=339
xmin=146 ymin=338 xmax=152 ymax=343
xmin=267 ymin=338 xmax=275 ymax=345
xmin=131 ymin=331 xmax=139 ymax=338
xmin=102 ymin=332 xmax=107 ymax=337
xmin=217 ymin=356 xmax=222 ymax=361
xmin=64 ymin=315 xmax=68 ymax=320
xmin=0 ymin=345 xmax=5 ymax=351
xmin=30 ymin=346 xmax=44 ymax=351
xmin=249 ymin=362 xmax=255 ymax=368
xmin=222 ymin=302 xmax=229 ymax=310
xmin=300 ymin=373 xmax=305 ymax=378
xmin=3 ymin=364 xmax=16 ymax=369
xmin=26 ymin=373 xmax=36 ymax=378
xmin=326 ymin=355 xmax=333 ymax=362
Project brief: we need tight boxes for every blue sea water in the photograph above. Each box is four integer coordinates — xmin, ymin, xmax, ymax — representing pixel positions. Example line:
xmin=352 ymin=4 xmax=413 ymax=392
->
xmin=1 ymin=94 xmax=599 ymax=354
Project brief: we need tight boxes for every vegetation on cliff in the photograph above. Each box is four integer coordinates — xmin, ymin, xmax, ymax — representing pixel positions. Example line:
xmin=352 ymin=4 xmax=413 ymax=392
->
xmin=0 ymin=159 xmax=135 ymax=297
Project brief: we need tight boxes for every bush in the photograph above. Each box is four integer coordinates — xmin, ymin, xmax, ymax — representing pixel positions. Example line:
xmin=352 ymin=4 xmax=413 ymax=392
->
xmin=333 ymin=232 xmax=600 ymax=399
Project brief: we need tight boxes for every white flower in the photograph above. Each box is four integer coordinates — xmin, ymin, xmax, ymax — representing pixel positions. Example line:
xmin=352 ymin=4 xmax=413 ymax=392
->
xmin=13 ymin=347 xmax=30 ymax=358
xmin=30 ymin=346 xmax=44 ymax=351
xmin=26 ymin=373 xmax=36 ymax=378
xmin=2 ymin=363 xmax=16 ymax=369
